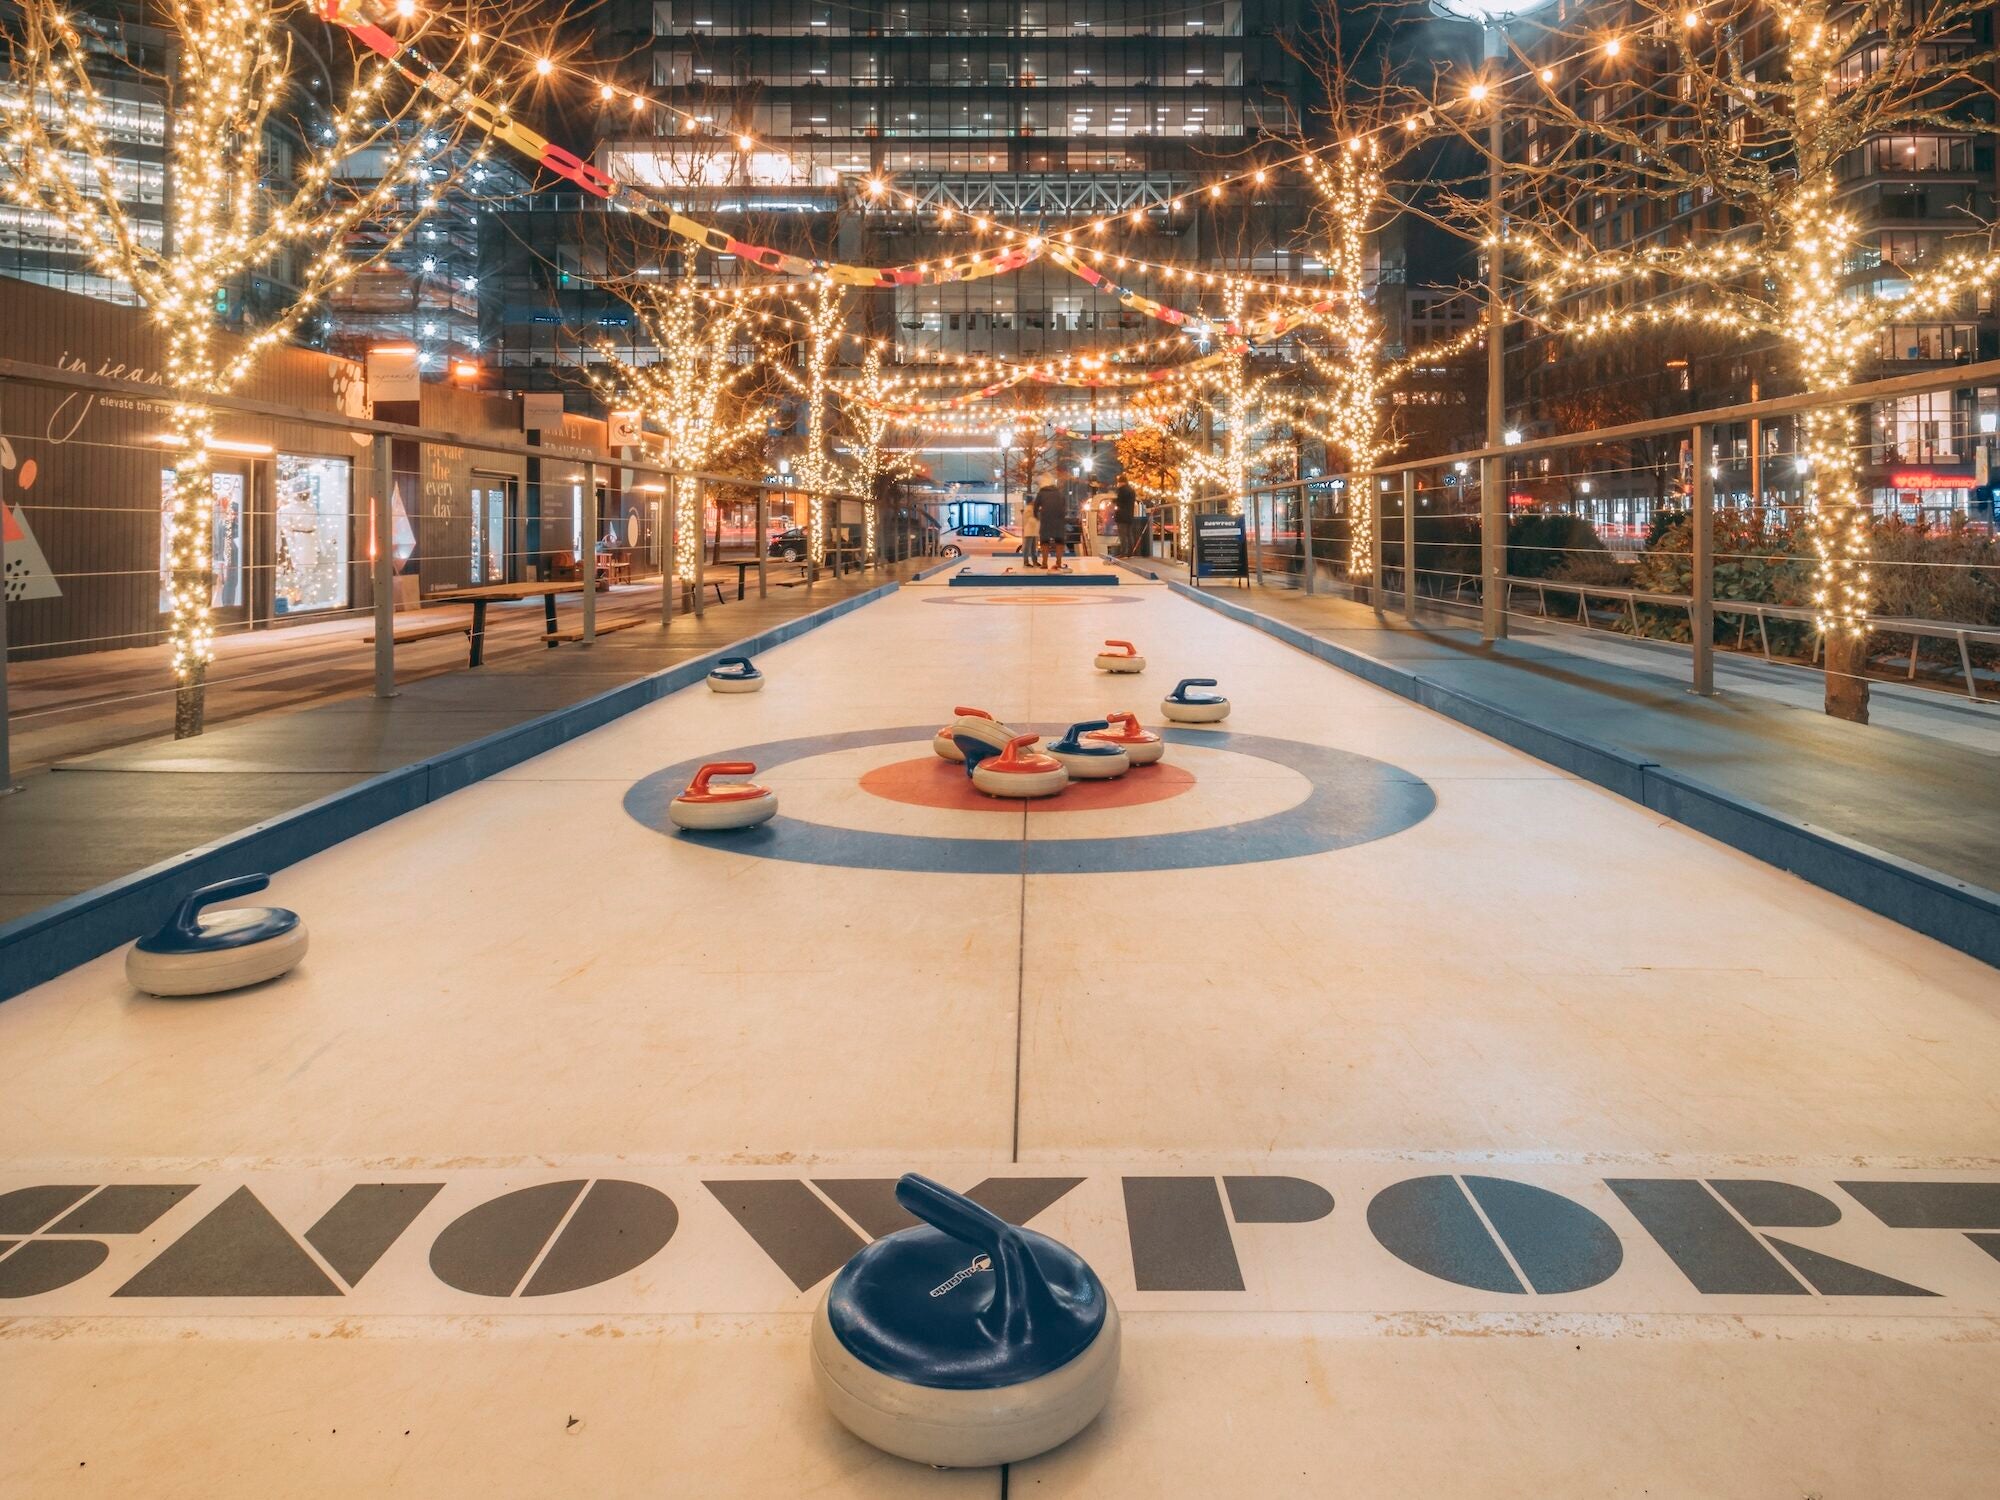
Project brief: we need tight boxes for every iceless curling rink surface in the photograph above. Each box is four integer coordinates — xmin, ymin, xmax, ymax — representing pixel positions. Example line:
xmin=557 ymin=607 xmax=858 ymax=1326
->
xmin=3 ymin=557 xmax=1999 ymax=1497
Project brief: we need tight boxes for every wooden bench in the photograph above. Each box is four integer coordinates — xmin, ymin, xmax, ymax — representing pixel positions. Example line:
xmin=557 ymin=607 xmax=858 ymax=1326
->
xmin=363 ymin=620 xmax=471 ymax=646
xmin=553 ymin=617 xmax=645 ymax=644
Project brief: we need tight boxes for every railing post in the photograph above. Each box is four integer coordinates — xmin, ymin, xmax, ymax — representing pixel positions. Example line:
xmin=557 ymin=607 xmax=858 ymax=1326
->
xmin=1480 ymin=454 xmax=1506 ymax=642
xmin=1369 ymin=474 xmax=1384 ymax=618
xmin=581 ymin=461 xmax=598 ymax=645
xmin=1300 ymin=480 xmax=1315 ymax=596
xmin=1691 ymin=420 xmax=1715 ymax=696
xmin=372 ymin=433 xmax=396 ymax=698
xmin=1252 ymin=491 xmax=1265 ymax=586
xmin=756 ymin=486 xmax=769 ymax=599
xmin=1403 ymin=470 xmax=1418 ymax=625
xmin=660 ymin=475 xmax=677 ymax=627
xmin=0 ymin=385 xmax=12 ymax=789
xmin=692 ymin=477 xmax=707 ymax=617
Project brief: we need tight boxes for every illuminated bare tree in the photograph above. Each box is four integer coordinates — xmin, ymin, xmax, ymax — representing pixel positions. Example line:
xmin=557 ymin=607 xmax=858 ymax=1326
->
xmin=1438 ymin=0 xmax=2000 ymax=720
xmin=1 ymin=0 xmax=492 ymax=735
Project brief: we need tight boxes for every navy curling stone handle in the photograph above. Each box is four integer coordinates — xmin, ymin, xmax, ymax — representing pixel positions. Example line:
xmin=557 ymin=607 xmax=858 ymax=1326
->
xmin=716 ymin=655 xmax=757 ymax=673
xmin=136 ymin=875 xmax=298 ymax=955
xmin=1051 ymin=720 xmax=1111 ymax=753
xmin=826 ymin=1173 xmax=1109 ymax=1390
xmin=957 ymin=737 xmax=999 ymax=778
xmin=1168 ymin=677 xmax=1218 ymax=701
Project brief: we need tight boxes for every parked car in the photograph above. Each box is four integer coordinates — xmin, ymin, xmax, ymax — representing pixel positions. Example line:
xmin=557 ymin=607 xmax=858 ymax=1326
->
xmin=767 ymin=524 xmax=864 ymax=563
xmin=939 ymin=523 xmax=1023 ymax=558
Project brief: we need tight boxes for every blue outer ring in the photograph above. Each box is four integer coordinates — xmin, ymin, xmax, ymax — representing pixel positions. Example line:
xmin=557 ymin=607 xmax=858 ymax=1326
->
xmin=623 ymin=727 xmax=1434 ymax=875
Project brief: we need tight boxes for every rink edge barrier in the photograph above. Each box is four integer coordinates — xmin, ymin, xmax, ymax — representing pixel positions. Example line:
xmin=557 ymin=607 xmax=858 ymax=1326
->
xmin=1158 ymin=573 xmax=2000 ymax=971
xmin=0 ymin=576 xmax=920 ymax=1001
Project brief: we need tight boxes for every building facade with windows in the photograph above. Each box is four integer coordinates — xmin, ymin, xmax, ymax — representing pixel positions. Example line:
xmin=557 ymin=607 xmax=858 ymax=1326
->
xmin=561 ymin=0 xmax=1318 ymax=496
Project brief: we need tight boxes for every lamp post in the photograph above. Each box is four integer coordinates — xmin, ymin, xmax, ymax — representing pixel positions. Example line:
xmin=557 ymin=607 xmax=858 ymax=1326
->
xmin=1430 ymin=0 xmax=1554 ymax=642
xmin=998 ymin=427 xmax=1017 ymax=532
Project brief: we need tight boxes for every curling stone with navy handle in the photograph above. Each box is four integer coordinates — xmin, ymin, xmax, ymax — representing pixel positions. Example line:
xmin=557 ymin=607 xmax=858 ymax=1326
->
xmin=1160 ymin=677 xmax=1230 ymax=724
xmin=1046 ymin=720 xmax=1130 ymax=780
xmin=811 ymin=1173 xmax=1120 ymax=1468
xmin=125 ymin=875 xmax=308 ymax=997
xmin=706 ymin=655 xmax=764 ymax=693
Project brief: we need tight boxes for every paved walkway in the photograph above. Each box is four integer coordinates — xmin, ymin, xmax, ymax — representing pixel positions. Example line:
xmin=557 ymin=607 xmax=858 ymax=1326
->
xmin=0 ymin=561 xmax=929 ymax=926
xmin=1143 ymin=571 xmax=2000 ymax=899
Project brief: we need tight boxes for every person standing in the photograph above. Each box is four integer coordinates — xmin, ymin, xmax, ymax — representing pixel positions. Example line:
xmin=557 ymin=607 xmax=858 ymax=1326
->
xmin=1079 ymin=489 xmax=1101 ymax=558
xmin=1034 ymin=482 xmax=1067 ymax=571
xmin=1113 ymin=482 xmax=1138 ymax=557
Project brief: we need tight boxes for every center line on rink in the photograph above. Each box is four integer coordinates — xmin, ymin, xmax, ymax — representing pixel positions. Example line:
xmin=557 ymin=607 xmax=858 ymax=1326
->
xmin=1013 ymin=798 xmax=1028 ymax=1165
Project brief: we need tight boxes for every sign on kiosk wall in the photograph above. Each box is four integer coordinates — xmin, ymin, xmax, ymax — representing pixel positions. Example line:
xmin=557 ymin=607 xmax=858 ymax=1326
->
xmin=1193 ymin=512 xmax=1248 ymax=585
xmin=522 ymin=393 xmax=565 ymax=433
xmin=364 ymin=345 xmax=420 ymax=405
xmin=608 ymin=409 xmax=643 ymax=449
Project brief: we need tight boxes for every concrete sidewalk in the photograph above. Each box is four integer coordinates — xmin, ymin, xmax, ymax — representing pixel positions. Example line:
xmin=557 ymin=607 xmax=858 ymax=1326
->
xmin=1130 ymin=566 xmax=1999 ymax=960
xmin=0 ymin=560 xmax=930 ymax=928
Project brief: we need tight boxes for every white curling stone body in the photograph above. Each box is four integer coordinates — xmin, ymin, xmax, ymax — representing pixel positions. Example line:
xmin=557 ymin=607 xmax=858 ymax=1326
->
xmin=970 ymin=763 xmax=1068 ymax=799
xmin=669 ymin=791 xmax=779 ymax=830
xmin=1094 ymin=654 xmax=1145 ymax=674
xmin=707 ymin=674 xmax=764 ymax=694
xmin=125 ymin=917 xmax=309 ymax=997
xmin=1105 ymin=736 xmax=1165 ymax=765
xmin=810 ymin=1295 xmax=1120 ymax=1469
xmin=1160 ymin=697 xmax=1229 ymax=723
xmin=1048 ymin=746 xmax=1129 ymax=779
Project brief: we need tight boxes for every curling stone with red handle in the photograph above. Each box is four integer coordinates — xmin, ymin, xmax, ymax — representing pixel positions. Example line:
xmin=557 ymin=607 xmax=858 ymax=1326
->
xmin=1093 ymin=639 xmax=1145 ymax=674
xmin=963 ymin=734 xmax=1069 ymax=799
xmin=1084 ymin=712 xmax=1164 ymax=765
xmin=669 ymin=762 xmax=779 ymax=830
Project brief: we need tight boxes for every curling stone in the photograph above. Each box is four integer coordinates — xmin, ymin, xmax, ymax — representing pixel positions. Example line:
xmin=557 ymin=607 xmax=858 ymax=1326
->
xmin=1045 ymin=720 xmax=1129 ymax=780
xmin=932 ymin=707 xmax=1029 ymax=764
xmin=1084 ymin=712 xmax=1165 ymax=766
xmin=1093 ymin=639 xmax=1145 ymax=674
xmin=706 ymin=655 xmax=764 ymax=693
xmin=811 ymin=1173 xmax=1120 ymax=1469
xmin=669 ymin=761 xmax=778 ymax=831
xmin=126 ymin=875 xmax=308 ymax=997
xmin=963 ymin=734 xmax=1069 ymax=799
xmin=1161 ymin=677 xmax=1230 ymax=724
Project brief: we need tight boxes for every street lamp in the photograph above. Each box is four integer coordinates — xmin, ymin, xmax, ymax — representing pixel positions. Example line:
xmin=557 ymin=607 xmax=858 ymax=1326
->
xmin=998 ymin=427 xmax=1017 ymax=531
xmin=1430 ymin=0 xmax=1557 ymax=642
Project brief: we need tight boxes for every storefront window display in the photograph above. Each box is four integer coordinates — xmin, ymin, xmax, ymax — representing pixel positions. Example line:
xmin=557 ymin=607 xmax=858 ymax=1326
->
xmin=274 ymin=454 xmax=352 ymax=614
xmin=159 ymin=468 xmax=244 ymax=610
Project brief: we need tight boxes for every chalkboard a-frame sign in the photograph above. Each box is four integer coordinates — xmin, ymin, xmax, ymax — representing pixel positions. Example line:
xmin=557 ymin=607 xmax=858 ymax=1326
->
xmin=1192 ymin=512 xmax=1249 ymax=587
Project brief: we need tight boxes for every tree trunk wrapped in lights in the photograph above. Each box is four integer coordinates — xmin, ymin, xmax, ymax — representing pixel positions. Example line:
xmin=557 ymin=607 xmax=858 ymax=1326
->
xmin=1 ymin=0 xmax=493 ymax=736
xmin=838 ymin=348 xmax=921 ymax=557
xmin=590 ymin=264 xmax=762 ymax=584
xmin=1432 ymin=0 xmax=2000 ymax=721
xmin=774 ymin=277 xmax=849 ymax=568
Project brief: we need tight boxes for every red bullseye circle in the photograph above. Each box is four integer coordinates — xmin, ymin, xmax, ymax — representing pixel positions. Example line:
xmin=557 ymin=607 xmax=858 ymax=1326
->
xmin=861 ymin=755 xmax=1195 ymax=812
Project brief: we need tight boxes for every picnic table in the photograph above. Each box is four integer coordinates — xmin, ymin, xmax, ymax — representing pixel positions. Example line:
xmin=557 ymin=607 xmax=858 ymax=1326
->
xmin=429 ymin=581 xmax=588 ymax=666
xmin=717 ymin=553 xmax=807 ymax=599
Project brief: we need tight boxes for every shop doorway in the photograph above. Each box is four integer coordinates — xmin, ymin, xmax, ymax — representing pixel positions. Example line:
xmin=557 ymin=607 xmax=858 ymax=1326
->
xmin=470 ymin=473 xmax=517 ymax=584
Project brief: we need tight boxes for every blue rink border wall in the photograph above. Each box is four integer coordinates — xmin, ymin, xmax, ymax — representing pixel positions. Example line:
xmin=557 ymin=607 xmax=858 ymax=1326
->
xmin=0 ymin=572 xmax=939 ymax=1002
xmin=1146 ymin=570 xmax=2000 ymax=971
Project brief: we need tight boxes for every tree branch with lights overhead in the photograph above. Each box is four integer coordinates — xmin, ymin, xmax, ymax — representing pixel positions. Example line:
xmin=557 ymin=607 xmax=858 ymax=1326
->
xmin=1 ymin=0 xmax=496 ymax=735
xmin=1424 ymin=0 xmax=2000 ymax=721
